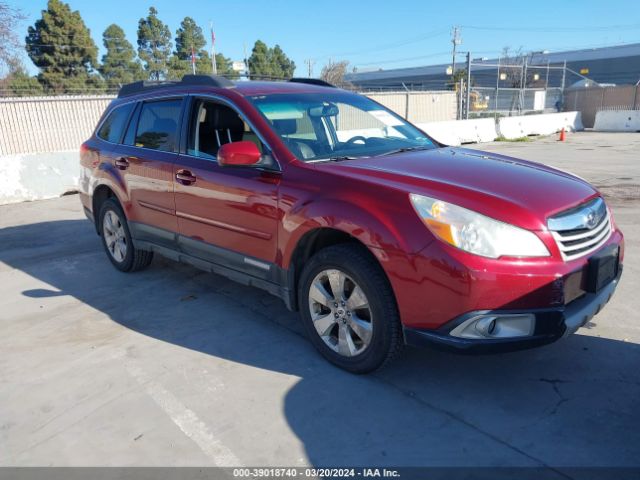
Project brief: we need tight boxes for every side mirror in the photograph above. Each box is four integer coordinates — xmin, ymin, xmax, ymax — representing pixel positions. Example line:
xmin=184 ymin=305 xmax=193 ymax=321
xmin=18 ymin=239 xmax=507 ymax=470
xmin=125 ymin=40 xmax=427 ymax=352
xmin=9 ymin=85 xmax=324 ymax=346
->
xmin=218 ymin=141 xmax=262 ymax=167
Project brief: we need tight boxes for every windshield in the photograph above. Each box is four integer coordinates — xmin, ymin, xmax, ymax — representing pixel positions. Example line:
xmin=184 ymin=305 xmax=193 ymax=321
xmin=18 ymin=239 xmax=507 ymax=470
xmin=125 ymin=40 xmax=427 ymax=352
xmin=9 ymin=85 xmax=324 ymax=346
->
xmin=248 ymin=92 xmax=436 ymax=162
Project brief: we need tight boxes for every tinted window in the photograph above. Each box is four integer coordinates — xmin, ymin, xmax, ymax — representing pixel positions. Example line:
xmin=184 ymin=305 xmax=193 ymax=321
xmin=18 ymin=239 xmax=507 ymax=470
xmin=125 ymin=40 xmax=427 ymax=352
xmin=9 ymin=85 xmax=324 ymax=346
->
xmin=97 ymin=103 xmax=134 ymax=143
xmin=134 ymin=99 xmax=182 ymax=152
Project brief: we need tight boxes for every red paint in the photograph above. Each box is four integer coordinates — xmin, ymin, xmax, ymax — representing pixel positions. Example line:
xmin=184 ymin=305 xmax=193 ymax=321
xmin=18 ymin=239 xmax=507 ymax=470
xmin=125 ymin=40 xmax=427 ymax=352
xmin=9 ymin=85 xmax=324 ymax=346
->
xmin=80 ymin=81 xmax=624 ymax=333
xmin=218 ymin=141 xmax=262 ymax=166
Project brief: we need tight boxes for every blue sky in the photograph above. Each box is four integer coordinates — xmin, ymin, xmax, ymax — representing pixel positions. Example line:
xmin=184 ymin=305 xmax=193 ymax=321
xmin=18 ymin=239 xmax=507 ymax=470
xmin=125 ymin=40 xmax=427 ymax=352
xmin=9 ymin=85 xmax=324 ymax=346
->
xmin=11 ymin=0 xmax=640 ymax=76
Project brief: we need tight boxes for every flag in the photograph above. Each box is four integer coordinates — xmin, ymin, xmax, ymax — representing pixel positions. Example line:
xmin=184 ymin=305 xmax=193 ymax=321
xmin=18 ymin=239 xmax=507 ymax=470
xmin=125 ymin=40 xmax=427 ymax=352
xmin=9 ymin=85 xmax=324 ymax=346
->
xmin=211 ymin=27 xmax=215 ymax=46
xmin=191 ymin=45 xmax=196 ymax=66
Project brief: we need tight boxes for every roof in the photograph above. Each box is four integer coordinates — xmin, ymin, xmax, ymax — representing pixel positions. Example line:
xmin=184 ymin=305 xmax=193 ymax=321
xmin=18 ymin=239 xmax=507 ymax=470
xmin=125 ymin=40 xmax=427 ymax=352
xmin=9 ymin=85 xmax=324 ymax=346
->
xmin=233 ymin=80 xmax=338 ymax=96
xmin=116 ymin=75 xmax=339 ymax=100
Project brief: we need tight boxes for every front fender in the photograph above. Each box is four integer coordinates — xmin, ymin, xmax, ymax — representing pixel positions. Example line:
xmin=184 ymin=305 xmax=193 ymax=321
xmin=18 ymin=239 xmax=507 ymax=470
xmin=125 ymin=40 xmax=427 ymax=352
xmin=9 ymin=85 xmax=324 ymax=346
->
xmin=280 ymin=198 xmax=433 ymax=269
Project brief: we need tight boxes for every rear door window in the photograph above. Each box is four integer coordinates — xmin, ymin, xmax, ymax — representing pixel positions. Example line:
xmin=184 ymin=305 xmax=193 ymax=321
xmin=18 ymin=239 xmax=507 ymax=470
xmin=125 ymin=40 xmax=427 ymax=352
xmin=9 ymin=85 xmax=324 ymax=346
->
xmin=133 ymin=99 xmax=182 ymax=152
xmin=97 ymin=103 xmax=134 ymax=143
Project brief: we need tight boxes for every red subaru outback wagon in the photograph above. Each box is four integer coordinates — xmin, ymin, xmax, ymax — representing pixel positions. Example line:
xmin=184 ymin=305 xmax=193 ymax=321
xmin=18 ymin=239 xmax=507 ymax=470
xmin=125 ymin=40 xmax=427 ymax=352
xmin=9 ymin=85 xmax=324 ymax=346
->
xmin=80 ymin=75 xmax=624 ymax=373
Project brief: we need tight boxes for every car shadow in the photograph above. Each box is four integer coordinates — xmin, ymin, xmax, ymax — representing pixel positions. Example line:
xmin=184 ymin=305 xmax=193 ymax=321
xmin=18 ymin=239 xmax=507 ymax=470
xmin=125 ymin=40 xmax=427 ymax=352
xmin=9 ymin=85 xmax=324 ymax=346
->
xmin=1 ymin=218 xmax=639 ymax=469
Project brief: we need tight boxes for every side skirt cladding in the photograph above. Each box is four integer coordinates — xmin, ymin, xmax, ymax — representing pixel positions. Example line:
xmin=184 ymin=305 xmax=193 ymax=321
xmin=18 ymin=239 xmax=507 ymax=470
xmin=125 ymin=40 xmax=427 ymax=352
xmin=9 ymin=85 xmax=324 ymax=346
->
xmin=128 ymin=222 xmax=295 ymax=310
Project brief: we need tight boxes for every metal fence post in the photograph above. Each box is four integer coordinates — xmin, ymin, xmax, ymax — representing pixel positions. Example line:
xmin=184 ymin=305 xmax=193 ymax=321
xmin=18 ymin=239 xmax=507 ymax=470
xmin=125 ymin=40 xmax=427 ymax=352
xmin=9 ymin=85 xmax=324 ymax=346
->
xmin=465 ymin=52 xmax=471 ymax=120
xmin=458 ymin=78 xmax=464 ymax=120
xmin=495 ymin=56 xmax=500 ymax=117
xmin=401 ymin=82 xmax=410 ymax=120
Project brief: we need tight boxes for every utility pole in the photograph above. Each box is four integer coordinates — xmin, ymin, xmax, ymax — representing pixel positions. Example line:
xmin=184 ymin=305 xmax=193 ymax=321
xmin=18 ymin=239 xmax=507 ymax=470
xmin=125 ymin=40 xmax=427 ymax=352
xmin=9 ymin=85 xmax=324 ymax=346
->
xmin=451 ymin=26 xmax=461 ymax=76
xmin=305 ymin=59 xmax=315 ymax=78
xmin=465 ymin=51 xmax=471 ymax=119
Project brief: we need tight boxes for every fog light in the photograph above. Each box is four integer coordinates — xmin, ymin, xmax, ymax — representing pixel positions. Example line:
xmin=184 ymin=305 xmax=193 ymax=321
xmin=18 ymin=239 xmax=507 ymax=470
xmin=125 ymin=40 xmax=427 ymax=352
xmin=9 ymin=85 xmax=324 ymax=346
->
xmin=450 ymin=314 xmax=535 ymax=339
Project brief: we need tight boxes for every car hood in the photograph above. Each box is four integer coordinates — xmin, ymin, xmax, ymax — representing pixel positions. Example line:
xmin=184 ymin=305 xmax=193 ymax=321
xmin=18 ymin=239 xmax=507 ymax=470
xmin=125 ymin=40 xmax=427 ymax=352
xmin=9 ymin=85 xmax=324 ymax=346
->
xmin=318 ymin=147 xmax=599 ymax=231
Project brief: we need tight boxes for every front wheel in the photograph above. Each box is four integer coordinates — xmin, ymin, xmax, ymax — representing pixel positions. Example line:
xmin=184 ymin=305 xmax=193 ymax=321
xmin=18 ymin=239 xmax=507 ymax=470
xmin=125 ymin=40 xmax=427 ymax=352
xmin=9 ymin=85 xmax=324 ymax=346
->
xmin=298 ymin=244 xmax=403 ymax=373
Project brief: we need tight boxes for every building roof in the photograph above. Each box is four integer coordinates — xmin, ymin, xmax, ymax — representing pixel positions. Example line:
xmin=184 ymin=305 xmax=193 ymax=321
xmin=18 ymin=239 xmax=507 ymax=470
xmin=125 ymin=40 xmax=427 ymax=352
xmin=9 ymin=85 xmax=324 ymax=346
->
xmin=346 ymin=43 xmax=640 ymax=83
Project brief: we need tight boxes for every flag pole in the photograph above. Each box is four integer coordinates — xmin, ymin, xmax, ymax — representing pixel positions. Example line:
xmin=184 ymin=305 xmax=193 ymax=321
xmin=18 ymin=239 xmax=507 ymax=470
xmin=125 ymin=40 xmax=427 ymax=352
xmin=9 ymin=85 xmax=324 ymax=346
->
xmin=210 ymin=21 xmax=217 ymax=75
xmin=191 ymin=44 xmax=196 ymax=75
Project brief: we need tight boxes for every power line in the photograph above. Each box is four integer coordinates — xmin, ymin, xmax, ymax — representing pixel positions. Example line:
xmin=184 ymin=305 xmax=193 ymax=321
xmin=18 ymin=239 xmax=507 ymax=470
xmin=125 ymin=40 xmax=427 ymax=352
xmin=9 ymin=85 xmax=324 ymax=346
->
xmin=314 ymin=29 xmax=449 ymax=60
xmin=460 ymin=23 xmax=640 ymax=32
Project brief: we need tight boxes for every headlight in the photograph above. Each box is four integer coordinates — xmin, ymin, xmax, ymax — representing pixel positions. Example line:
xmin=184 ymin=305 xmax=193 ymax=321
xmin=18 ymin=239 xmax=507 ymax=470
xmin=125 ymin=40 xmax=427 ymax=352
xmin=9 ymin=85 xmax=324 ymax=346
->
xmin=409 ymin=194 xmax=549 ymax=259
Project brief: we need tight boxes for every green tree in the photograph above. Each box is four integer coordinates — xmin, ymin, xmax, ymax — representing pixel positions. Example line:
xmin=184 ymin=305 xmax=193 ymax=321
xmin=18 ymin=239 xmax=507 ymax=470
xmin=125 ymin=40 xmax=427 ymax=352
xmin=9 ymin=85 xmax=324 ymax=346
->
xmin=248 ymin=40 xmax=271 ymax=79
xmin=137 ymin=7 xmax=172 ymax=80
xmin=447 ymin=68 xmax=469 ymax=90
xmin=214 ymin=53 xmax=235 ymax=77
xmin=168 ymin=16 xmax=209 ymax=79
xmin=248 ymin=40 xmax=295 ymax=79
xmin=100 ymin=24 xmax=143 ymax=90
xmin=25 ymin=0 xmax=103 ymax=94
xmin=7 ymin=67 xmax=44 ymax=96
xmin=271 ymin=45 xmax=295 ymax=79
xmin=0 ymin=58 xmax=43 ymax=96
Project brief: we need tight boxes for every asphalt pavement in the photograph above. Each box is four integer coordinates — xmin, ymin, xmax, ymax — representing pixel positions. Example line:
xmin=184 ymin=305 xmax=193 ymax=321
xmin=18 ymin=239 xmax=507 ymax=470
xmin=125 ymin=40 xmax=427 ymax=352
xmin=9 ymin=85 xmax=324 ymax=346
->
xmin=1 ymin=132 xmax=638 ymax=469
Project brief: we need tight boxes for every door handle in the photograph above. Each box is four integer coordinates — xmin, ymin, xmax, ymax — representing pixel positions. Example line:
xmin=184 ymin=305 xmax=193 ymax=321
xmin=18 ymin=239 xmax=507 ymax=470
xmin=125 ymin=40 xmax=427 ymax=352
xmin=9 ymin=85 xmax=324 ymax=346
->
xmin=176 ymin=169 xmax=196 ymax=185
xmin=114 ymin=158 xmax=129 ymax=170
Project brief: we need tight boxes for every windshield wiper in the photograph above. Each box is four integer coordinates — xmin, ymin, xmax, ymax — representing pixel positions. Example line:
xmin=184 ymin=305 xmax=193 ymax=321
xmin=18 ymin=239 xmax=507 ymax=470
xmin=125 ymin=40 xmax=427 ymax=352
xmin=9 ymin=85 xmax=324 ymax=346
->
xmin=309 ymin=155 xmax=362 ymax=163
xmin=328 ymin=155 xmax=360 ymax=161
xmin=376 ymin=146 xmax=431 ymax=157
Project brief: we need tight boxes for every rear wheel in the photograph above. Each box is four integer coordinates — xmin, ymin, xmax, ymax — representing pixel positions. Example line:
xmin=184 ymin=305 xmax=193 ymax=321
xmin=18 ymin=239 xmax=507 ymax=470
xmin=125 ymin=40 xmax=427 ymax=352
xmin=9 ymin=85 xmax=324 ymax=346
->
xmin=98 ymin=198 xmax=153 ymax=272
xmin=298 ymin=244 xmax=403 ymax=373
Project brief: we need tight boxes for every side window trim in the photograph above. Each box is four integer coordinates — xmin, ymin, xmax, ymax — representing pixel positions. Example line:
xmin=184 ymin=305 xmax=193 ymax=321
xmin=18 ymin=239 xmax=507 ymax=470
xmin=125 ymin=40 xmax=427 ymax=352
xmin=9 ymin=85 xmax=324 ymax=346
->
xmin=122 ymin=102 xmax=142 ymax=146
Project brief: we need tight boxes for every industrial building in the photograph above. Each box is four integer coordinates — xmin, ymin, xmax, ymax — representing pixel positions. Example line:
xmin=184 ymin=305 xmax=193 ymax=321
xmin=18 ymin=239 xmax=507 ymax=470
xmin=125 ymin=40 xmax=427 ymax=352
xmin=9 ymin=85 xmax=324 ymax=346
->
xmin=346 ymin=43 xmax=640 ymax=90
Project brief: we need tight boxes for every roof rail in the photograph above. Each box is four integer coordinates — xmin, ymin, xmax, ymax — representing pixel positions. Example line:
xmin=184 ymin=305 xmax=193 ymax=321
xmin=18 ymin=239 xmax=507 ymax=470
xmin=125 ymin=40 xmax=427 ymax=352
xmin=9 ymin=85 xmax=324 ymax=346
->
xmin=118 ymin=74 xmax=234 ymax=98
xmin=288 ymin=78 xmax=336 ymax=88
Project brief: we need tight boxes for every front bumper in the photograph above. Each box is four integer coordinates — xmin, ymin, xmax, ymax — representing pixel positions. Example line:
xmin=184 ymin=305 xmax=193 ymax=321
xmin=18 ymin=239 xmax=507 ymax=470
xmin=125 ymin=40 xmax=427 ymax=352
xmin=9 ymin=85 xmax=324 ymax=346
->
xmin=403 ymin=266 xmax=622 ymax=354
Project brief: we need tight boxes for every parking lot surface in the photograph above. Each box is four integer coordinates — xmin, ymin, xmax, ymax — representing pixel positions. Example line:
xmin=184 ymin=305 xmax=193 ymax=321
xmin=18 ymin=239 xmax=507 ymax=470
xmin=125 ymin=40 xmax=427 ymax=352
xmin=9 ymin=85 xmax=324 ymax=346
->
xmin=1 ymin=132 xmax=639 ymax=468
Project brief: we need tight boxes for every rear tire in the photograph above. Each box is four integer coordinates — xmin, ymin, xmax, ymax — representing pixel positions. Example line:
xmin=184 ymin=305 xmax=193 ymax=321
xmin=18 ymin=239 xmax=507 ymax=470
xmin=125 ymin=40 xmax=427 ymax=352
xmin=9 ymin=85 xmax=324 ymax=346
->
xmin=98 ymin=198 xmax=153 ymax=272
xmin=298 ymin=244 xmax=403 ymax=373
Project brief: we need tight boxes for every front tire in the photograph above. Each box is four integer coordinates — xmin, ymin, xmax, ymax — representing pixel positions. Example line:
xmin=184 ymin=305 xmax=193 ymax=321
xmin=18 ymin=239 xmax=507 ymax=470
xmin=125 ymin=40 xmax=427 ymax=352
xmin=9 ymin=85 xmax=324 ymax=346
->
xmin=98 ymin=198 xmax=153 ymax=272
xmin=298 ymin=244 xmax=403 ymax=373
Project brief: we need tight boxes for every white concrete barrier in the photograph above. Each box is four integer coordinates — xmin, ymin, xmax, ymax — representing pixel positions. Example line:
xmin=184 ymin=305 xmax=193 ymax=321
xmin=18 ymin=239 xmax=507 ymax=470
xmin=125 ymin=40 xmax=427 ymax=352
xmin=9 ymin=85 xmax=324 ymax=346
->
xmin=417 ymin=118 xmax=497 ymax=146
xmin=0 ymin=151 xmax=79 ymax=205
xmin=497 ymin=112 xmax=584 ymax=139
xmin=594 ymin=110 xmax=640 ymax=132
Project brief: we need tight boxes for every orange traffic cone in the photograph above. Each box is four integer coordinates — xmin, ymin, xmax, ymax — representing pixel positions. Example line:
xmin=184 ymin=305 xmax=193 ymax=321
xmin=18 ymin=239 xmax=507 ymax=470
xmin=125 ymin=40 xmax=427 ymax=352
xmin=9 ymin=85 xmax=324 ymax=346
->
xmin=558 ymin=128 xmax=566 ymax=142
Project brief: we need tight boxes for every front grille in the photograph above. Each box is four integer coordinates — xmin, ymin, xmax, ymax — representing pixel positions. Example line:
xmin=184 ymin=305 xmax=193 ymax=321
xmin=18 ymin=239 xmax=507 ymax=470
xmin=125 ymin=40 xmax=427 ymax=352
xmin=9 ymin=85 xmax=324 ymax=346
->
xmin=548 ymin=197 xmax=612 ymax=261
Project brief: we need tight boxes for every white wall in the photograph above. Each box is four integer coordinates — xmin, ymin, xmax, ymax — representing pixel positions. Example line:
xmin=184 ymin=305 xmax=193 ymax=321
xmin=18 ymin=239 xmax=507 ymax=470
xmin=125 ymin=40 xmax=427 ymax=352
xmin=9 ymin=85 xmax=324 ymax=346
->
xmin=0 ymin=151 xmax=79 ymax=205
xmin=594 ymin=110 xmax=640 ymax=132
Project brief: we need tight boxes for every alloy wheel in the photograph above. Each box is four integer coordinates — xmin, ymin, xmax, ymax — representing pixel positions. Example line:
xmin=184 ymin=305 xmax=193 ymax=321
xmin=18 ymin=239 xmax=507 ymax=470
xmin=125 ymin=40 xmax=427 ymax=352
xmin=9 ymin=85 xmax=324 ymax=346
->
xmin=308 ymin=269 xmax=373 ymax=357
xmin=102 ymin=210 xmax=127 ymax=263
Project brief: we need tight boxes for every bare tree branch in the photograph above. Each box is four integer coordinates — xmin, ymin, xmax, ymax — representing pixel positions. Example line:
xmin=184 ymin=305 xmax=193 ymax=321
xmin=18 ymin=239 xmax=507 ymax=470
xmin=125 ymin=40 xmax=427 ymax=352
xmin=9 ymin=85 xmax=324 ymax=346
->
xmin=0 ymin=1 xmax=25 ymax=72
xmin=320 ymin=60 xmax=352 ymax=88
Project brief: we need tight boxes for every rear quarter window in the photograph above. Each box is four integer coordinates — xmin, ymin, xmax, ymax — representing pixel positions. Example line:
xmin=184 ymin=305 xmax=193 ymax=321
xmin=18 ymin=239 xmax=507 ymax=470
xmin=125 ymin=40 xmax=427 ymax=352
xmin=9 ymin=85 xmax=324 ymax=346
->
xmin=97 ymin=103 xmax=134 ymax=143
